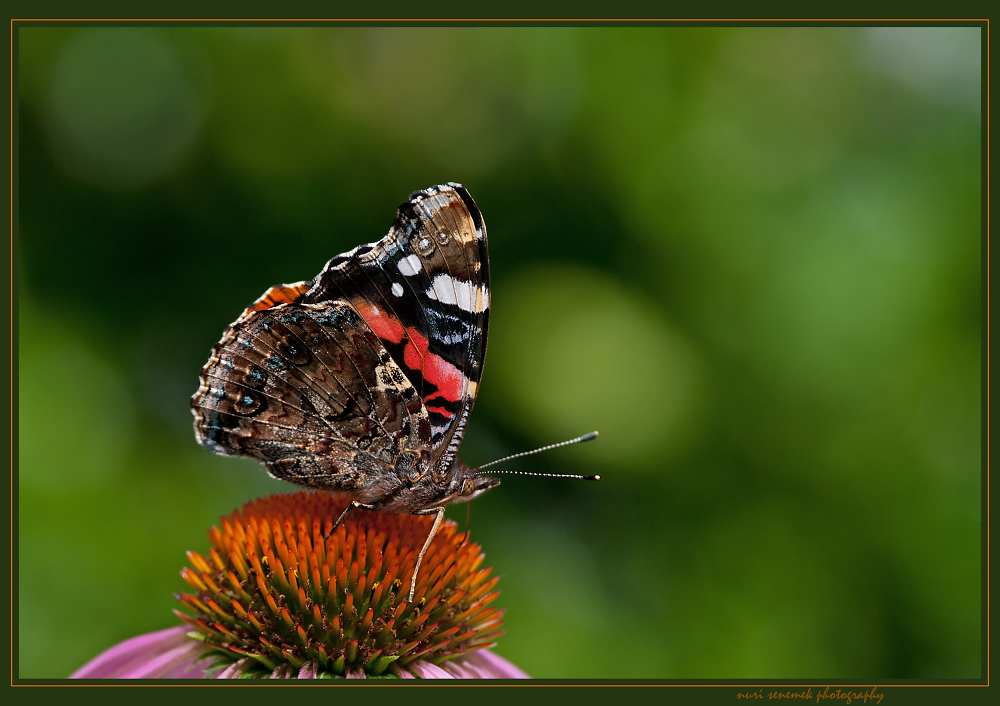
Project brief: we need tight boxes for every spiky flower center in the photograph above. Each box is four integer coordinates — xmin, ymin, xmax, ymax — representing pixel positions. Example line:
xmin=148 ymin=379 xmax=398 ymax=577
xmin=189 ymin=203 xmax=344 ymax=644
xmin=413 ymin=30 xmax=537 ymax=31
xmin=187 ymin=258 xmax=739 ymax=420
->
xmin=176 ymin=492 xmax=504 ymax=678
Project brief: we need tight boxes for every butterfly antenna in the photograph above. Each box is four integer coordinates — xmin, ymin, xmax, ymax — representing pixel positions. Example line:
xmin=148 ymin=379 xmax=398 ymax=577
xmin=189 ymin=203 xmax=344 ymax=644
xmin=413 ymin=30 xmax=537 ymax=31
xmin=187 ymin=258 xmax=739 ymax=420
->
xmin=474 ymin=431 xmax=600 ymax=480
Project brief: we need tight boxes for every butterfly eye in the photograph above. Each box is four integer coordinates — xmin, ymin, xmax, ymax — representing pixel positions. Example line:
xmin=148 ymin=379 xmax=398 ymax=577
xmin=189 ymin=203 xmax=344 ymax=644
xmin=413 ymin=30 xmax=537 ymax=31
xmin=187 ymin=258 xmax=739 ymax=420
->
xmin=461 ymin=478 xmax=476 ymax=496
xmin=277 ymin=335 xmax=311 ymax=365
xmin=232 ymin=389 xmax=265 ymax=416
xmin=244 ymin=364 xmax=268 ymax=389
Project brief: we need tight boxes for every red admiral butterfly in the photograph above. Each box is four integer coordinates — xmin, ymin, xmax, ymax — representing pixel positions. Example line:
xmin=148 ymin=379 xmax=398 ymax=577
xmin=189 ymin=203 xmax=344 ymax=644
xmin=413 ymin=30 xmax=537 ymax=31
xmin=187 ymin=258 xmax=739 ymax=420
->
xmin=192 ymin=183 xmax=596 ymax=600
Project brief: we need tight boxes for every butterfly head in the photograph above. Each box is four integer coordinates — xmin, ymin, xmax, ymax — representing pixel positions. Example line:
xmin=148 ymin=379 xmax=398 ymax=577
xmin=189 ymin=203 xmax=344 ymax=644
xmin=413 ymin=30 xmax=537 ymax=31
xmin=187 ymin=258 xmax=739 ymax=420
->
xmin=435 ymin=460 xmax=500 ymax=506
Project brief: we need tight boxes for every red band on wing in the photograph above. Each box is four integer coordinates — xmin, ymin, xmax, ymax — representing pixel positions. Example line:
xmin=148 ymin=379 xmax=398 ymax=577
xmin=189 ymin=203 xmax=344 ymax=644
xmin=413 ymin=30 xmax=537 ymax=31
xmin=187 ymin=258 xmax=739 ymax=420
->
xmin=356 ymin=302 xmax=406 ymax=343
xmin=420 ymin=346 xmax=464 ymax=403
xmin=356 ymin=302 xmax=466 ymax=405
xmin=426 ymin=406 xmax=455 ymax=418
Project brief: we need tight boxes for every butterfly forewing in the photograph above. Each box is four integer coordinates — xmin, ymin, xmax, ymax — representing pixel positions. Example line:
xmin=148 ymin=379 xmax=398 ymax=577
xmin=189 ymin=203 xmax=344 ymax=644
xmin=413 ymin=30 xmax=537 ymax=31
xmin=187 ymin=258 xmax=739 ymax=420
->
xmin=302 ymin=184 xmax=489 ymax=471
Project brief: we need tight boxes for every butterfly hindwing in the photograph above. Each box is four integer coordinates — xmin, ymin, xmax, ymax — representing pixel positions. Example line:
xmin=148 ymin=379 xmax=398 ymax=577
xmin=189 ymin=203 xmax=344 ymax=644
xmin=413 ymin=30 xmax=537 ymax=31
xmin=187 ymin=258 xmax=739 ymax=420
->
xmin=192 ymin=300 xmax=430 ymax=491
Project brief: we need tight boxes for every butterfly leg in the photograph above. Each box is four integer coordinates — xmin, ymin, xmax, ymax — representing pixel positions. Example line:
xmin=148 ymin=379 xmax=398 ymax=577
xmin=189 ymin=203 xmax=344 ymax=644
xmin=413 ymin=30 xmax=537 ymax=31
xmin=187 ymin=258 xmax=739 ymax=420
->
xmin=326 ymin=499 xmax=379 ymax=539
xmin=408 ymin=506 xmax=446 ymax=602
xmin=459 ymin=502 xmax=472 ymax=549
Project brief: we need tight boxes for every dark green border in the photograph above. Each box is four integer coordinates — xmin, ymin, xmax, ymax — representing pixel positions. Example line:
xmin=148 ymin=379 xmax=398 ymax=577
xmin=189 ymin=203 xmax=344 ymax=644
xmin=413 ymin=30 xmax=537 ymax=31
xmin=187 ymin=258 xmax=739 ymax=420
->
xmin=9 ymin=16 xmax=989 ymax=703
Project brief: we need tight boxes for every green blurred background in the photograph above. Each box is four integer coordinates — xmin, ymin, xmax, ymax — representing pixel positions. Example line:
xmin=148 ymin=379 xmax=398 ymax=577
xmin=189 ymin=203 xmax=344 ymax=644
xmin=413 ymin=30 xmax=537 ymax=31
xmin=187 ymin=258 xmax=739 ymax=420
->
xmin=16 ymin=26 xmax=982 ymax=679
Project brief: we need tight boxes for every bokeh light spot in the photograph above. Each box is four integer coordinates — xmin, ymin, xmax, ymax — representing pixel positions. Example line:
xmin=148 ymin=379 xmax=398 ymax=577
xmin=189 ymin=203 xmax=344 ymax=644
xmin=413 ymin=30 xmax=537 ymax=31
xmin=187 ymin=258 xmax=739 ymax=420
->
xmin=488 ymin=265 xmax=703 ymax=470
xmin=863 ymin=27 xmax=981 ymax=112
xmin=44 ymin=29 xmax=204 ymax=190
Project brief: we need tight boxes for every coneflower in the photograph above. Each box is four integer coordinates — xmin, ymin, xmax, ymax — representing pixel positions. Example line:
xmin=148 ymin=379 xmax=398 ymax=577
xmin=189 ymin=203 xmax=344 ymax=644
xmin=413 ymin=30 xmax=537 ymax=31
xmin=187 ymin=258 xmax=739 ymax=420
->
xmin=71 ymin=492 xmax=527 ymax=679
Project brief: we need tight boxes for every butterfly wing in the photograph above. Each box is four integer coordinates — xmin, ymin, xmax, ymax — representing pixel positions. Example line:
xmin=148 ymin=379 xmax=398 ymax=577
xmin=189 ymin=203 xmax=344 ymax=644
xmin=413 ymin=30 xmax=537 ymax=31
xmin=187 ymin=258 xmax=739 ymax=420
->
xmin=191 ymin=183 xmax=489 ymax=489
xmin=191 ymin=299 xmax=429 ymax=491
xmin=302 ymin=183 xmax=489 ymax=474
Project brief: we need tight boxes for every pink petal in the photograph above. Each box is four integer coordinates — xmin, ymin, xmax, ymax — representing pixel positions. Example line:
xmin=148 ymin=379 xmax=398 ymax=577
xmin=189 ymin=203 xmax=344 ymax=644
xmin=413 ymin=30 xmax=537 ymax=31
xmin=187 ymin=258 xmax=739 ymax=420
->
xmin=216 ymin=658 xmax=253 ymax=679
xmin=297 ymin=662 xmax=318 ymax=679
xmin=458 ymin=649 xmax=531 ymax=679
xmin=406 ymin=660 xmax=455 ymax=679
xmin=440 ymin=661 xmax=477 ymax=678
xmin=70 ymin=626 xmax=210 ymax=679
xmin=118 ymin=640 xmax=209 ymax=678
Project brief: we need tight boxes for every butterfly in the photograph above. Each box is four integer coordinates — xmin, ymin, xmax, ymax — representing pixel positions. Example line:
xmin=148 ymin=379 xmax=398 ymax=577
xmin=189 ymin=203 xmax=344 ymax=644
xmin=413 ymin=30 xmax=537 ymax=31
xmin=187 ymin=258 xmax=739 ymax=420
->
xmin=191 ymin=183 xmax=498 ymax=600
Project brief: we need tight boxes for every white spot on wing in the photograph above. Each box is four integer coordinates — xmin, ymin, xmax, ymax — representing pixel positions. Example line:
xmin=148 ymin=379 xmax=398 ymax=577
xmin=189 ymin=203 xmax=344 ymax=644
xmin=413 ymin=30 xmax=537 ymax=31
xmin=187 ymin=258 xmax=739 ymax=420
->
xmin=391 ymin=282 xmax=404 ymax=297
xmin=397 ymin=254 xmax=423 ymax=276
xmin=425 ymin=274 xmax=489 ymax=313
